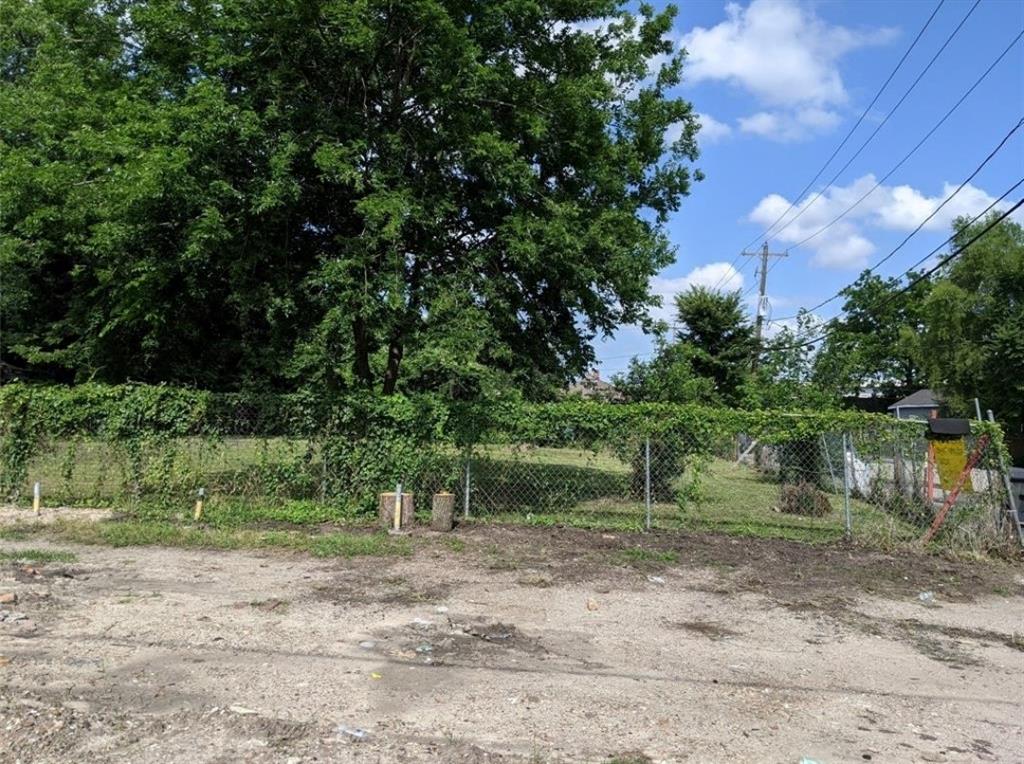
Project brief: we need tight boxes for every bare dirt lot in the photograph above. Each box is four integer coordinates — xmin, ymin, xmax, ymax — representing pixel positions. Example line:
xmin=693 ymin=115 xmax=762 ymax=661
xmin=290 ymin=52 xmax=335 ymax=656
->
xmin=1 ymin=520 xmax=1022 ymax=763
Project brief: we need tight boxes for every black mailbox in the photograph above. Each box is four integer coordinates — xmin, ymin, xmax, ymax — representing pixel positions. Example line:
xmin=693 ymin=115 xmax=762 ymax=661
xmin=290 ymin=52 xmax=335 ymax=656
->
xmin=927 ymin=418 xmax=971 ymax=438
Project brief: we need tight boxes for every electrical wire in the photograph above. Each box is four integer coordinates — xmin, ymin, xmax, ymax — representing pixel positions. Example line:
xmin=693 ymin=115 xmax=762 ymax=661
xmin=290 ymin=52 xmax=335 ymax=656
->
xmin=767 ymin=198 xmax=1024 ymax=352
xmin=774 ymin=174 xmax=1024 ymax=323
xmin=755 ymin=0 xmax=982 ymax=247
xmin=778 ymin=31 xmax=1024 ymax=257
xmin=743 ymin=0 xmax=949 ymax=250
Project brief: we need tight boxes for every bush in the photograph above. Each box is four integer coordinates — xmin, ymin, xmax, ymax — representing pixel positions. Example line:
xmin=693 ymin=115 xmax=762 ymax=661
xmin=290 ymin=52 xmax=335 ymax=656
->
xmin=629 ymin=436 xmax=685 ymax=502
xmin=779 ymin=481 xmax=832 ymax=517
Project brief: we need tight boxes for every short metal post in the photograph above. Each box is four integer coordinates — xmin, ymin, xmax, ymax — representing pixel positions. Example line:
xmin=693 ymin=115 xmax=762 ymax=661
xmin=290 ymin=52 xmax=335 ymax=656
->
xmin=842 ymin=433 xmax=852 ymax=538
xmin=644 ymin=436 xmax=652 ymax=531
xmin=463 ymin=455 xmax=471 ymax=519
xmin=974 ymin=398 xmax=983 ymax=421
xmin=32 ymin=482 xmax=41 ymax=515
xmin=193 ymin=487 xmax=206 ymax=521
xmin=988 ymin=410 xmax=1022 ymax=542
xmin=393 ymin=482 xmax=403 ymax=531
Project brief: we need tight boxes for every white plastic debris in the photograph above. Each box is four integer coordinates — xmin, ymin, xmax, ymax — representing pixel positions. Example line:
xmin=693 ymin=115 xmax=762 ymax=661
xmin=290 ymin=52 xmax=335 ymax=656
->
xmin=337 ymin=725 xmax=369 ymax=742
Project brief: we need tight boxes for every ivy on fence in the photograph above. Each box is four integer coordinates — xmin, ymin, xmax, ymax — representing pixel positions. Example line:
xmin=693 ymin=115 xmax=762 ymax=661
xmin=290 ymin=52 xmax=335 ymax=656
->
xmin=0 ymin=383 xmax=1010 ymax=527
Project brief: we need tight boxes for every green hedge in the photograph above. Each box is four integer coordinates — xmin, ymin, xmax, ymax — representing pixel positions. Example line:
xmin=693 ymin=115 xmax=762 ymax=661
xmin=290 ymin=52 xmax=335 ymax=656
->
xmin=0 ymin=382 xmax=1007 ymax=513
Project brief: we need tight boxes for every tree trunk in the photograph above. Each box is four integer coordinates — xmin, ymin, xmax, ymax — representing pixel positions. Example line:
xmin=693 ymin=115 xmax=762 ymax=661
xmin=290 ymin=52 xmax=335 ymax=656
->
xmin=381 ymin=338 xmax=404 ymax=395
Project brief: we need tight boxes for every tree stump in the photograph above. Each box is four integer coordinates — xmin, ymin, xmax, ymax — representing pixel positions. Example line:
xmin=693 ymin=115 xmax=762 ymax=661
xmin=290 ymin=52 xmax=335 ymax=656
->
xmin=431 ymin=492 xmax=455 ymax=532
xmin=378 ymin=492 xmax=414 ymax=529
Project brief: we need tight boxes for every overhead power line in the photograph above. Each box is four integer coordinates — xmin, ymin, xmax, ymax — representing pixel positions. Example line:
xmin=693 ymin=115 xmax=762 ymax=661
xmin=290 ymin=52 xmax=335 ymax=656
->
xmin=758 ymin=0 xmax=982 ymax=246
xmin=773 ymin=175 xmax=1024 ymax=323
xmin=603 ymin=192 xmax=1023 ymax=374
xmin=746 ymin=26 xmax=1024 ymax=307
xmin=779 ymin=31 xmax=1024 ymax=257
xmin=768 ymin=198 xmax=1024 ymax=353
xmin=708 ymin=0 xmax=954 ymax=294
xmin=770 ymin=114 xmax=1024 ymax=319
xmin=743 ymin=0 xmax=949 ymax=250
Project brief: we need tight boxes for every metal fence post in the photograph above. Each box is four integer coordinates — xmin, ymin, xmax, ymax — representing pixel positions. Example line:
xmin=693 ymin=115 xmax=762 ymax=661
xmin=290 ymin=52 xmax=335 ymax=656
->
xmin=463 ymin=452 xmax=471 ymax=519
xmin=644 ymin=436 xmax=652 ymax=531
xmin=842 ymin=432 xmax=852 ymax=539
xmin=988 ymin=410 xmax=1022 ymax=541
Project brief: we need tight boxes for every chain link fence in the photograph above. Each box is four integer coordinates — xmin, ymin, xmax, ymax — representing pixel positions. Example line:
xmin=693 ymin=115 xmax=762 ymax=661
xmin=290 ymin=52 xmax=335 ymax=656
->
xmin=3 ymin=392 xmax=1019 ymax=553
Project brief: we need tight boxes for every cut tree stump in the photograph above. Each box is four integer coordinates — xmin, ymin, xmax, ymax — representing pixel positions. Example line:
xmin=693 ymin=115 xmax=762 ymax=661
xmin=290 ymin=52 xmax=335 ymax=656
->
xmin=431 ymin=492 xmax=455 ymax=532
xmin=378 ymin=492 xmax=414 ymax=530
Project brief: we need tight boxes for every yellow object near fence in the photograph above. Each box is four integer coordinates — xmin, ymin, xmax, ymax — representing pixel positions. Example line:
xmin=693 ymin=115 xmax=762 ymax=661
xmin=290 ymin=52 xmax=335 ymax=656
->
xmin=933 ymin=438 xmax=971 ymax=492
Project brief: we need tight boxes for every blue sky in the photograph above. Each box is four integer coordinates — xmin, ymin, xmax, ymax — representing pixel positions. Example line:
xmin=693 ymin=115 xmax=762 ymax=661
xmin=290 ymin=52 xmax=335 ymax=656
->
xmin=595 ymin=0 xmax=1024 ymax=378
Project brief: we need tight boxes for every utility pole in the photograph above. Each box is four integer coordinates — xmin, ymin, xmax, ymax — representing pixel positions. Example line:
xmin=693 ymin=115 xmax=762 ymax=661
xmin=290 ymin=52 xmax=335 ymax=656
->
xmin=742 ymin=242 xmax=787 ymax=369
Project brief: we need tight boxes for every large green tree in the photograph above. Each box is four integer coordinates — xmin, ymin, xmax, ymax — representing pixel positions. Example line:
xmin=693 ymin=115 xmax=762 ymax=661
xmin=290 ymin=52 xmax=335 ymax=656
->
xmin=812 ymin=272 xmax=931 ymax=400
xmin=615 ymin=287 xmax=754 ymax=405
xmin=919 ymin=214 xmax=1024 ymax=429
xmin=0 ymin=0 xmax=703 ymax=396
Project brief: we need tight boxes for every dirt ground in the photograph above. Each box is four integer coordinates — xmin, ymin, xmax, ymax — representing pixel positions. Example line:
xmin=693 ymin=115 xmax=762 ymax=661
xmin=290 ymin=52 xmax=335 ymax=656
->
xmin=1 ymin=519 xmax=1022 ymax=763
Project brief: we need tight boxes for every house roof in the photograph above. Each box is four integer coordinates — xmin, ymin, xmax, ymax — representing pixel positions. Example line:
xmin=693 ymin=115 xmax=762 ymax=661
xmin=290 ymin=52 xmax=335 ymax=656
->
xmin=887 ymin=388 xmax=940 ymax=410
xmin=566 ymin=371 xmax=622 ymax=401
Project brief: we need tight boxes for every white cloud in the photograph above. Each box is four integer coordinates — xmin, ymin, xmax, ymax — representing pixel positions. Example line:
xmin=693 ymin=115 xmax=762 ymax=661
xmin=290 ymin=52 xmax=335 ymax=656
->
xmin=696 ymin=112 xmax=732 ymax=144
xmin=649 ymin=262 xmax=745 ymax=321
xmin=682 ymin=0 xmax=896 ymax=141
xmin=666 ymin=112 xmax=733 ymax=147
xmin=748 ymin=176 xmax=1004 ymax=269
xmin=682 ymin=0 xmax=894 ymax=106
xmin=738 ymin=110 xmax=844 ymax=141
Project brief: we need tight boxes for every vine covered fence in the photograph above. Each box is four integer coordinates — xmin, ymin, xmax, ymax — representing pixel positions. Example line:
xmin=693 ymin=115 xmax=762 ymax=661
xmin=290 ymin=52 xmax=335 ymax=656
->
xmin=0 ymin=383 xmax=1017 ymax=553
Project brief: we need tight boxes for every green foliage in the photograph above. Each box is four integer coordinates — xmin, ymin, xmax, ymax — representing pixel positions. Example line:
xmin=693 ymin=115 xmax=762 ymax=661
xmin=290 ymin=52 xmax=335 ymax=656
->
xmin=0 ymin=0 xmax=703 ymax=396
xmin=813 ymin=271 xmax=932 ymax=399
xmin=745 ymin=312 xmax=838 ymax=409
xmin=919 ymin=215 xmax=1024 ymax=430
xmin=779 ymin=482 xmax=831 ymax=517
xmin=614 ymin=287 xmax=753 ymax=406
xmin=0 ymin=548 xmax=77 ymax=563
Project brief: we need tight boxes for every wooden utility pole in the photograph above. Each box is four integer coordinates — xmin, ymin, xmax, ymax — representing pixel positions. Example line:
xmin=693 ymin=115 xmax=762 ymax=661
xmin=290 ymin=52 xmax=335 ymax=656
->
xmin=742 ymin=242 xmax=787 ymax=369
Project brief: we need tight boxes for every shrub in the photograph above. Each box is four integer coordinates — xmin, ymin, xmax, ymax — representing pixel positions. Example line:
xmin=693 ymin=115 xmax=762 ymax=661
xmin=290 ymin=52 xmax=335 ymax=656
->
xmin=779 ymin=481 xmax=832 ymax=517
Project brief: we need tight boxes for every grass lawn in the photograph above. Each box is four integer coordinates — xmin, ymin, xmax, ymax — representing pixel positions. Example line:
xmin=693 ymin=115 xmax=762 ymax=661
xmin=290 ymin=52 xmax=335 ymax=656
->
xmin=12 ymin=437 xmax=928 ymax=549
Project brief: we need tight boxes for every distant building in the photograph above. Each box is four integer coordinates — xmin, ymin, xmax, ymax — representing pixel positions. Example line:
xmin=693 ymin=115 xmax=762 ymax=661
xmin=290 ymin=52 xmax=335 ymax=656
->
xmin=566 ymin=370 xmax=622 ymax=401
xmin=887 ymin=389 xmax=941 ymax=420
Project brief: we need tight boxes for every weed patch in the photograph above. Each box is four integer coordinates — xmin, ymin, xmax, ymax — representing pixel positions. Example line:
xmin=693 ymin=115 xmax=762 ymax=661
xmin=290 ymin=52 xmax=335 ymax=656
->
xmin=0 ymin=548 xmax=77 ymax=563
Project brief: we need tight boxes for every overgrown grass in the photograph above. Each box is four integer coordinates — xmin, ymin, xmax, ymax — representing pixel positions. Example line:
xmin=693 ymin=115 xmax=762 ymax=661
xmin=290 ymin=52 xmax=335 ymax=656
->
xmin=467 ymin=458 xmax=922 ymax=548
xmin=673 ymin=459 xmax=919 ymax=546
xmin=130 ymin=497 xmax=368 ymax=529
xmin=0 ymin=548 xmax=77 ymax=563
xmin=614 ymin=547 xmax=679 ymax=566
xmin=21 ymin=518 xmax=410 ymax=558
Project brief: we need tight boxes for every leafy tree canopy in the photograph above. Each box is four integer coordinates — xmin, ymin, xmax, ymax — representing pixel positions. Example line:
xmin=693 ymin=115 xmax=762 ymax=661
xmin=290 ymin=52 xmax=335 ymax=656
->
xmin=812 ymin=271 xmax=931 ymax=400
xmin=919 ymin=214 xmax=1024 ymax=429
xmin=615 ymin=287 xmax=753 ymax=406
xmin=0 ymin=0 xmax=703 ymax=398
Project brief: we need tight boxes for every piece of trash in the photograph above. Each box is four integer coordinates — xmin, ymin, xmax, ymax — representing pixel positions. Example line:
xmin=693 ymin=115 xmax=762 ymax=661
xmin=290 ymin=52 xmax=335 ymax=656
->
xmin=434 ymin=606 xmax=449 ymax=614
xmin=917 ymin=591 xmax=938 ymax=608
xmin=229 ymin=705 xmax=257 ymax=715
xmin=647 ymin=575 xmax=666 ymax=585
xmin=410 ymin=617 xmax=432 ymax=627
xmin=798 ymin=758 xmax=823 ymax=764
xmin=358 ymin=641 xmax=376 ymax=650
xmin=337 ymin=725 xmax=370 ymax=742
xmin=369 ymin=672 xmax=382 ymax=680
xmin=586 ymin=598 xmax=599 ymax=611
xmin=415 ymin=643 xmax=433 ymax=654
